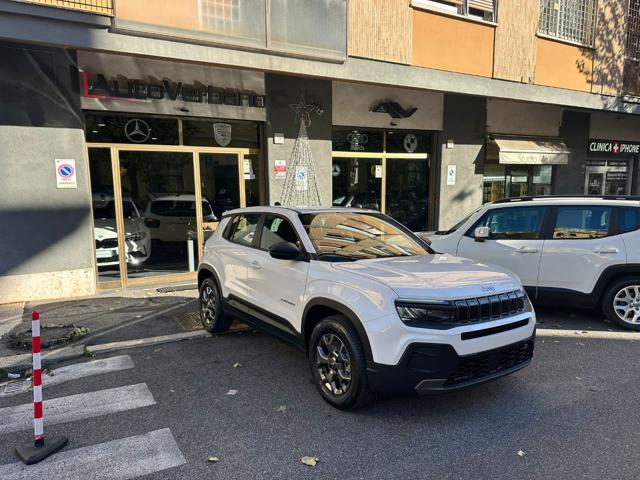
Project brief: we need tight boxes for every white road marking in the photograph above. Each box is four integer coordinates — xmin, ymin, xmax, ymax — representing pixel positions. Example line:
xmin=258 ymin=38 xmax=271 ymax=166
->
xmin=0 ymin=383 xmax=155 ymax=435
xmin=0 ymin=428 xmax=186 ymax=480
xmin=537 ymin=328 xmax=640 ymax=340
xmin=86 ymin=330 xmax=208 ymax=355
xmin=0 ymin=355 xmax=135 ymax=398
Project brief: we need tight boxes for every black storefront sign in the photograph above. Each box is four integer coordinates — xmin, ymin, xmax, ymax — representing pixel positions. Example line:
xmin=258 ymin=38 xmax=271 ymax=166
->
xmin=588 ymin=138 xmax=640 ymax=155
xmin=82 ymin=72 xmax=266 ymax=108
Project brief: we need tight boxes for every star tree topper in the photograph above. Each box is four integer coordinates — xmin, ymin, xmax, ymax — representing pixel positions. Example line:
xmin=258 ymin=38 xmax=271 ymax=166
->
xmin=289 ymin=95 xmax=320 ymax=127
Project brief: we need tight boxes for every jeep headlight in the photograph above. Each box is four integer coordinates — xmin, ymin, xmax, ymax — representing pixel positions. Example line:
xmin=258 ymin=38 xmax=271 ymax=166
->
xmin=126 ymin=232 xmax=147 ymax=242
xmin=395 ymin=301 xmax=457 ymax=328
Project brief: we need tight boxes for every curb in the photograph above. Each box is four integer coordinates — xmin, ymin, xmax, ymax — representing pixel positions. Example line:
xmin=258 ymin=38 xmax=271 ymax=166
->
xmin=0 ymin=332 xmax=208 ymax=375
xmin=0 ymin=324 xmax=250 ymax=376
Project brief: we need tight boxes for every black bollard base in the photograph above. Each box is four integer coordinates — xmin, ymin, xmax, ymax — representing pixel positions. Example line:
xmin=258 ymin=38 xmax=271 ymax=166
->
xmin=16 ymin=436 xmax=69 ymax=465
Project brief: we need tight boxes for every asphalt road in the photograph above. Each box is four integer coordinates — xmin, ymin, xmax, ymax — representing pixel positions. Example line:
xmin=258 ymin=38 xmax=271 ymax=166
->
xmin=0 ymin=307 xmax=638 ymax=479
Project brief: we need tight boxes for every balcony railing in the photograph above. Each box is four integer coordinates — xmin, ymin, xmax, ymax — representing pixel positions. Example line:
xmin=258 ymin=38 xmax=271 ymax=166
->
xmin=13 ymin=0 xmax=113 ymax=15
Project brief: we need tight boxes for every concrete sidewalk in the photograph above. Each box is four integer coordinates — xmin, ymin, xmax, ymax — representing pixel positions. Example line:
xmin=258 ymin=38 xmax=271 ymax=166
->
xmin=0 ymin=284 xmax=205 ymax=374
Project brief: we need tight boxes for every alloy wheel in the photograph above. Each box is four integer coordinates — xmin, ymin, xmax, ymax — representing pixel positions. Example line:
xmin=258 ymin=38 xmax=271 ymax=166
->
xmin=315 ymin=333 xmax=352 ymax=396
xmin=613 ymin=285 xmax=640 ymax=325
xmin=201 ymin=285 xmax=217 ymax=326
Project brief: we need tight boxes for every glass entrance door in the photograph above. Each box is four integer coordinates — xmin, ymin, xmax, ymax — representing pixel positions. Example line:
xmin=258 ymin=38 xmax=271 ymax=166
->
xmin=118 ymin=151 xmax=198 ymax=282
xmin=385 ymin=158 xmax=429 ymax=232
xmin=88 ymin=146 xmax=261 ymax=289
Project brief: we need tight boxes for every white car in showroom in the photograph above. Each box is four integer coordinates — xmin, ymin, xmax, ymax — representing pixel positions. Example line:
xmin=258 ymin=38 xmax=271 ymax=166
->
xmin=198 ymin=207 xmax=535 ymax=410
xmin=422 ymin=196 xmax=640 ymax=331
xmin=93 ymin=193 xmax=151 ymax=267
xmin=144 ymin=193 xmax=217 ymax=243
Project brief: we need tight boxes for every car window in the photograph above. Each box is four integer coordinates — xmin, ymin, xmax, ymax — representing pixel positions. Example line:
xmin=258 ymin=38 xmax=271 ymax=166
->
xmin=619 ymin=207 xmax=640 ymax=234
xmin=468 ymin=207 xmax=546 ymax=240
xmin=229 ymin=214 xmax=261 ymax=247
xmin=553 ymin=206 xmax=611 ymax=239
xmin=299 ymin=212 xmax=428 ymax=261
xmin=259 ymin=215 xmax=301 ymax=251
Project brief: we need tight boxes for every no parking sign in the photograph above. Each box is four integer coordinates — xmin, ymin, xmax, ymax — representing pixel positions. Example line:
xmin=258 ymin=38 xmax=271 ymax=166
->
xmin=55 ymin=159 xmax=77 ymax=189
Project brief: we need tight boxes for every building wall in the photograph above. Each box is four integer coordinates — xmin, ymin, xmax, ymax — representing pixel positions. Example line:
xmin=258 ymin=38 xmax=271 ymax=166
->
xmin=492 ymin=0 xmax=538 ymax=83
xmin=591 ymin=0 xmax=627 ymax=96
xmin=486 ymin=99 xmax=562 ymax=137
xmin=348 ymin=0 xmax=411 ymax=64
xmin=115 ymin=0 xmax=198 ymax=30
xmin=437 ymin=94 xmax=486 ymax=230
xmin=412 ymin=9 xmax=494 ymax=78
xmin=265 ymin=74 xmax=333 ymax=206
xmin=0 ymin=42 xmax=95 ymax=302
xmin=534 ymin=37 xmax=593 ymax=92
xmin=555 ymin=110 xmax=591 ymax=195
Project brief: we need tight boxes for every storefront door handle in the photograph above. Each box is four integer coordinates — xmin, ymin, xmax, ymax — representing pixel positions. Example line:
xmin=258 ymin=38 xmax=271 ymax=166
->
xmin=594 ymin=248 xmax=618 ymax=254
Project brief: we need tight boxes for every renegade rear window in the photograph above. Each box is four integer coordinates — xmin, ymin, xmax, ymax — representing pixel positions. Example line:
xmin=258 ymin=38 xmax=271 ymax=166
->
xmin=553 ymin=206 xmax=611 ymax=239
xmin=619 ymin=207 xmax=640 ymax=234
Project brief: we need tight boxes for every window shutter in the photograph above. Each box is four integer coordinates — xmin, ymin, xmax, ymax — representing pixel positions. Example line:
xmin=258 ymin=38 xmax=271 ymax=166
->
xmin=468 ymin=0 xmax=494 ymax=12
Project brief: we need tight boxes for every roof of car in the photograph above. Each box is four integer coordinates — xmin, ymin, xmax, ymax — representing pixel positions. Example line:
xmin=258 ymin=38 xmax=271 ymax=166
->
xmin=490 ymin=195 xmax=640 ymax=206
xmin=222 ymin=206 xmax=381 ymax=217
xmin=148 ymin=193 xmax=199 ymax=201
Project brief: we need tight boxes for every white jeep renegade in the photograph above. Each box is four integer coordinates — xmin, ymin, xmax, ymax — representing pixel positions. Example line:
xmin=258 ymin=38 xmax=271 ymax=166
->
xmin=198 ymin=207 xmax=536 ymax=410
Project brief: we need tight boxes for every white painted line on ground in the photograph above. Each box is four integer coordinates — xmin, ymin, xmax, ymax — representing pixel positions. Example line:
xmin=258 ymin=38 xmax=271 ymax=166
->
xmin=537 ymin=328 xmax=640 ymax=340
xmin=0 ymin=355 xmax=135 ymax=398
xmin=0 ymin=428 xmax=186 ymax=480
xmin=0 ymin=383 xmax=156 ymax=435
xmin=86 ymin=330 xmax=209 ymax=355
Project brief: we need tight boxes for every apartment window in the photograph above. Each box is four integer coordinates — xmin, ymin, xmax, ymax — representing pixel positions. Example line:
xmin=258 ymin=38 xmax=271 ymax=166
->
xmin=538 ymin=0 xmax=597 ymax=47
xmin=412 ymin=0 xmax=497 ymax=22
xmin=199 ymin=0 xmax=240 ymax=31
xmin=626 ymin=0 xmax=640 ymax=60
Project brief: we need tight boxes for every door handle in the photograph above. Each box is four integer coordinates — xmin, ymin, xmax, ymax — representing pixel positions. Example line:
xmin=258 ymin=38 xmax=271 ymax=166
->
xmin=516 ymin=247 xmax=539 ymax=254
xmin=594 ymin=247 xmax=619 ymax=254
xmin=249 ymin=261 xmax=262 ymax=270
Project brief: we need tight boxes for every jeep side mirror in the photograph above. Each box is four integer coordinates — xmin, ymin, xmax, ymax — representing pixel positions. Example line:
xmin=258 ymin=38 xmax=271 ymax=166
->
xmin=474 ymin=226 xmax=490 ymax=242
xmin=269 ymin=241 xmax=302 ymax=261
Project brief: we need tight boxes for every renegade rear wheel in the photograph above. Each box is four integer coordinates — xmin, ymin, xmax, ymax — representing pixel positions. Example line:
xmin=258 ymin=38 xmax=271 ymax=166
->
xmin=603 ymin=278 xmax=640 ymax=331
xmin=309 ymin=315 xmax=372 ymax=410
xmin=199 ymin=277 xmax=232 ymax=334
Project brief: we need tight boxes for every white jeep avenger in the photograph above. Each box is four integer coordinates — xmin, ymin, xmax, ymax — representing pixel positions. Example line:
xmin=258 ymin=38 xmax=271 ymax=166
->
xmin=198 ymin=207 xmax=535 ymax=410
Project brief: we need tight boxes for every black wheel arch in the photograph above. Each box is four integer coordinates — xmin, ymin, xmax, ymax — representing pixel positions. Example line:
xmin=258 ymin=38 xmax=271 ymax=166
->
xmin=302 ymin=298 xmax=374 ymax=363
xmin=198 ymin=265 xmax=222 ymax=291
xmin=593 ymin=264 xmax=640 ymax=303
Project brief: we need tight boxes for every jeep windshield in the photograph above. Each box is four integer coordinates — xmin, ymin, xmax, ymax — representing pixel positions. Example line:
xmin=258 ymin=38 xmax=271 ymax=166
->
xmin=299 ymin=211 xmax=430 ymax=261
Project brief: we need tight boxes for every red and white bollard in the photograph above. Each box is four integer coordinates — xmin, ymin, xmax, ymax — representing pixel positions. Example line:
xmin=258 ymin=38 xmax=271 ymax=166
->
xmin=15 ymin=311 xmax=68 ymax=465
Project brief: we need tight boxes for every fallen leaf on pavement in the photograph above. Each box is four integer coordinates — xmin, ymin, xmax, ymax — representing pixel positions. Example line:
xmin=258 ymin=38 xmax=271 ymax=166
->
xmin=226 ymin=389 xmax=238 ymax=395
xmin=275 ymin=405 xmax=287 ymax=412
xmin=301 ymin=456 xmax=319 ymax=467
xmin=233 ymin=362 xmax=242 ymax=368
xmin=207 ymin=456 xmax=220 ymax=463
xmin=517 ymin=450 xmax=526 ymax=457
xmin=576 ymin=376 xmax=582 ymax=380
xmin=154 ymin=348 xmax=163 ymax=352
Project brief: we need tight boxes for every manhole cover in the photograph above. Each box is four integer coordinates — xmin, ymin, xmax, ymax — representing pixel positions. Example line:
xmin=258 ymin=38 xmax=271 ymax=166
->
xmin=175 ymin=311 xmax=203 ymax=332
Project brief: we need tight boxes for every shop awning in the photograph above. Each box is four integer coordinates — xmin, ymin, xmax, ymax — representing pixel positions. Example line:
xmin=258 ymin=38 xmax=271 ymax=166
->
xmin=489 ymin=136 xmax=570 ymax=165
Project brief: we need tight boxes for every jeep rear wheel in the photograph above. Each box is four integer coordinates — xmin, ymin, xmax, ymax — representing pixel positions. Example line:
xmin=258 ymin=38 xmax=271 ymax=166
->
xmin=309 ymin=315 xmax=372 ymax=410
xmin=199 ymin=277 xmax=232 ymax=333
xmin=603 ymin=278 xmax=640 ymax=331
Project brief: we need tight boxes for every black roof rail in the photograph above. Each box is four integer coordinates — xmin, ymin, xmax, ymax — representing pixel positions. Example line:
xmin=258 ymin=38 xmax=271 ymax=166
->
xmin=492 ymin=195 xmax=640 ymax=204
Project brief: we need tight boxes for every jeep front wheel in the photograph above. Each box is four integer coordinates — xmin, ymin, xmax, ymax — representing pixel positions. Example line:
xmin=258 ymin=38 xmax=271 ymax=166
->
xmin=309 ymin=315 xmax=372 ymax=410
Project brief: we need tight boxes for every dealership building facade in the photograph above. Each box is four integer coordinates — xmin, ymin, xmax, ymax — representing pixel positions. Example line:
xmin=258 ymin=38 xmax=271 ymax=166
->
xmin=2 ymin=0 xmax=640 ymax=302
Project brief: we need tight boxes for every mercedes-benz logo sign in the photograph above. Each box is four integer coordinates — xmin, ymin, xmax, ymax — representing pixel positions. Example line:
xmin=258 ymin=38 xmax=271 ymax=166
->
xmin=124 ymin=118 xmax=151 ymax=143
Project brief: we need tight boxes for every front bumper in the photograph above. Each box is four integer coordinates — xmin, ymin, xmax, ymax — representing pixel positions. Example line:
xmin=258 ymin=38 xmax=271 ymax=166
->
xmin=366 ymin=334 xmax=535 ymax=395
